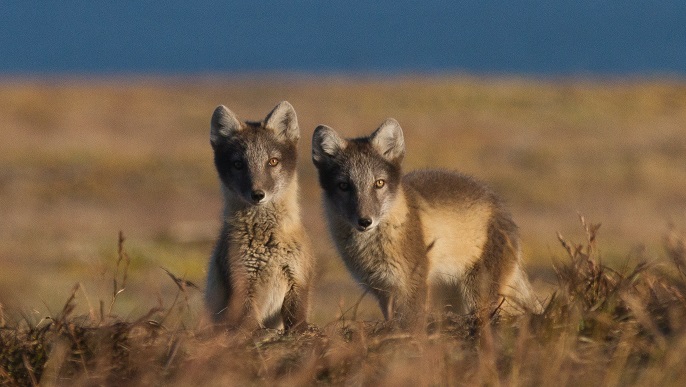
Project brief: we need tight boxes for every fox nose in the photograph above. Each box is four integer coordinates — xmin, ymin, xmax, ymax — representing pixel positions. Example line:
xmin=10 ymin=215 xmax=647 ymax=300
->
xmin=251 ymin=190 xmax=265 ymax=202
xmin=358 ymin=217 xmax=372 ymax=229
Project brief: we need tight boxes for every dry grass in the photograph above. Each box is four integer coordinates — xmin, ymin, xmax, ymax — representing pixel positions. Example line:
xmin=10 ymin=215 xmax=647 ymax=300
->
xmin=1 ymin=75 xmax=686 ymax=384
xmin=2 ymin=220 xmax=686 ymax=385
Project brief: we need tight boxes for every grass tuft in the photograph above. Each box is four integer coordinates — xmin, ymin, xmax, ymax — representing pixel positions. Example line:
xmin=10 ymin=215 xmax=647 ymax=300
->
xmin=2 ymin=221 xmax=686 ymax=385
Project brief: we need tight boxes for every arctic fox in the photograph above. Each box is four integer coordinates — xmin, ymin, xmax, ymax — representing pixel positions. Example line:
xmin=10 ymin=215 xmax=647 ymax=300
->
xmin=312 ymin=118 xmax=539 ymax=327
xmin=205 ymin=101 xmax=314 ymax=332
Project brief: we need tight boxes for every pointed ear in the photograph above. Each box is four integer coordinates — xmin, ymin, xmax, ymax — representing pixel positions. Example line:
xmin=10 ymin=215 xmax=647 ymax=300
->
xmin=210 ymin=105 xmax=241 ymax=147
xmin=264 ymin=101 xmax=299 ymax=142
xmin=312 ymin=125 xmax=346 ymax=166
xmin=370 ymin=118 xmax=405 ymax=163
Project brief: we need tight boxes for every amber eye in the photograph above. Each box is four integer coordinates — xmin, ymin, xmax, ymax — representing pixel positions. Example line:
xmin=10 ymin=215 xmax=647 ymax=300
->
xmin=268 ymin=157 xmax=279 ymax=167
xmin=338 ymin=182 xmax=350 ymax=191
xmin=374 ymin=179 xmax=385 ymax=189
xmin=233 ymin=160 xmax=244 ymax=169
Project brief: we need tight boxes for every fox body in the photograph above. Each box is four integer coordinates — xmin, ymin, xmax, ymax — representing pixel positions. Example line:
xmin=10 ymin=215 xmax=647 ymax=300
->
xmin=205 ymin=101 xmax=314 ymax=331
xmin=312 ymin=119 xmax=538 ymax=327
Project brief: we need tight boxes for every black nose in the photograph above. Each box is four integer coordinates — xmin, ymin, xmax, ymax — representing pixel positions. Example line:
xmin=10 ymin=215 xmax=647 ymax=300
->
xmin=251 ymin=190 xmax=265 ymax=202
xmin=358 ymin=218 xmax=372 ymax=228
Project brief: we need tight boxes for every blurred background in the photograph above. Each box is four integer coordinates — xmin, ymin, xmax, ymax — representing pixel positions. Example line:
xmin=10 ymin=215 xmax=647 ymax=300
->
xmin=1 ymin=1 xmax=685 ymax=325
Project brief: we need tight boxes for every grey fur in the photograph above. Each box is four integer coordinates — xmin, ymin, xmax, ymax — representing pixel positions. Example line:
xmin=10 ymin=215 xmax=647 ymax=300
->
xmin=264 ymin=101 xmax=300 ymax=142
xmin=369 ymin=118 xmax=405 ymax=162
xmin=312 ymin=125 xmax=346 ymax=163
xmin=210 ymin=105 xmax=241 ymax=146
xmin=205 ymin=101 xmax=314 ymax=332
xmin=312 ymin=119 xmax=540 ymax=328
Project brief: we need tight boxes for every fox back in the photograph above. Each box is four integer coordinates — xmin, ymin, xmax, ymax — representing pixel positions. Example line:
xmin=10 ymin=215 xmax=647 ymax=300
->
xmin=205 ymin=101 xmax=313 ymax=332
xmin=312 ymin=119 xmax=539 ymax=327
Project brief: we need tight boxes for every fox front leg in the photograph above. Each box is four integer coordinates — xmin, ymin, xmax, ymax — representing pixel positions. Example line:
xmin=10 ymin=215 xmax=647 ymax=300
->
xmin=391 ymin=287 xmax=428 ymax=331
xmin=205 ymin=264 xmax=230 ymax=322
xmin=281 ymin=284 xmax=309 ymax=332
xmin=374 ymin=291 xmax=395 ymax=321
xmin=223 ymin=276 xmax=261 ymax=332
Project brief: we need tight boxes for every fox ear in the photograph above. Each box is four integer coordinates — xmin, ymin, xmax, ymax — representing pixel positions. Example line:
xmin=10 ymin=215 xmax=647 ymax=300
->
xmin=312 ymin=125 xmax=346 ymax=165
xmin=370 ymin=118 xmax=405 ymax=163
xmin=264 ymin=101 xmax=299 ymax=142
xmin=210 ymin=105 xmax=241 ymax=147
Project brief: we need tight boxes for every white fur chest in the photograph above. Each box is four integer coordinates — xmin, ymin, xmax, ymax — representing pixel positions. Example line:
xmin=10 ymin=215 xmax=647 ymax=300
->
xmin=227 ymin=206 xmax=302 ymax=281
xmin=331 ymin=215 xmax=409 ymax=294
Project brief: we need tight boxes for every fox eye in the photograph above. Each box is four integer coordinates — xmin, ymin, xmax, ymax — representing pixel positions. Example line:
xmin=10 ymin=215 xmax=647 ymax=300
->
xmin=268 ymin=157 xmax=279 ymax=167
xmin=232 ymin=160 xmax=244 ymax=170
xmin=374 ymin=179 xmax=386 ymax=189
xmin=338 ymin=182 xmax=350 ymax=191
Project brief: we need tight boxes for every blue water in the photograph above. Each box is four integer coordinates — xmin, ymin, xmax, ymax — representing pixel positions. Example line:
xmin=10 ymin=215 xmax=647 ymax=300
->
xmin=1 ymin=1 xmax=685 ymax=75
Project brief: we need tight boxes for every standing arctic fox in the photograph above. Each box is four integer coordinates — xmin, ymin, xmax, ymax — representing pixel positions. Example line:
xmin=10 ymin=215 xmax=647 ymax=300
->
xmin=205 ymin=101 xmax=314 ymax=332
xmin=312 ymin=119 xmax=539 ymax=327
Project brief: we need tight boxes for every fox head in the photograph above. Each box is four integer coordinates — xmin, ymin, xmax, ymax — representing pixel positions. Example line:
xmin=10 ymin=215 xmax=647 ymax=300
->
xmin=312 ymin=119 xmax=405 ymax=231
xmin=210 ymin=101 xmax=299 ymax=206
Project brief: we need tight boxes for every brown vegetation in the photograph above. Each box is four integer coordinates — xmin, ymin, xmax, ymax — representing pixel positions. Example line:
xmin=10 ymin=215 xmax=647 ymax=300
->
xmin=1 ymin=76 xmax=685 ymax=384
xmin=2 ymin=220 xmax=686 ymax=385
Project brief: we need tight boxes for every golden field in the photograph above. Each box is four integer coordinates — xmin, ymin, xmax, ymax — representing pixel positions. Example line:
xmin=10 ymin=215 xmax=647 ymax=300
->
xmin=1 ymin=76 xmax=686 ymax=385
